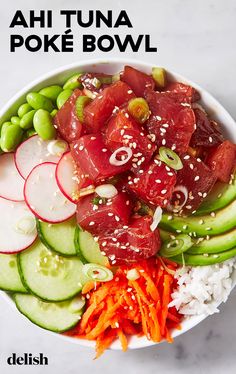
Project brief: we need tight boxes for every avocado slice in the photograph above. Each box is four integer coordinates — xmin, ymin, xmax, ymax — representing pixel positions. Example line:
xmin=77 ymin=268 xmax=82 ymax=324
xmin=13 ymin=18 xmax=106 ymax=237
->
xmin=187 ymin=227 xmax=236 ymax=254
xmin=195 ymin=173 xmax=236 ymax=215
xmin=171 ymin=246 xmax=236 ymax=266
xmin=160 ymin=199 xmax=236 ymax=237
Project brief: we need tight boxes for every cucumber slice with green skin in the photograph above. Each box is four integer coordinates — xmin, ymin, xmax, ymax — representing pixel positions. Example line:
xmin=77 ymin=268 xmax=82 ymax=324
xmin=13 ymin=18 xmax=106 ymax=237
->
xmin=14 ymin=294 xmax=84 ymax=332
xmin=195 ymin=174 xmax=236 ymax=215
xmin=0 ymin=254 xmax=26 ymax=293
xmin=18 ymin=240 xmax=88 ymax=302
xmin=171 ymin=246 xmax=236 ymax=266
xmin=74 ymin=227 xmax=109 ymax=266
xmin=36 ymin=217 xmax=77 ymax=256
xmin=160 ymin=199 xmax=236 ymax=237
xmin=187 ymin=227 xmax=236 ymax=254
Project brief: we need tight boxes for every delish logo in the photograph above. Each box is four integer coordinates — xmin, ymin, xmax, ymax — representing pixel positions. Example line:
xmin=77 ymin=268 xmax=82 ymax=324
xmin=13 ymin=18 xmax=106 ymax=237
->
xmin=7 ymin=353 xmax=48 ymax=366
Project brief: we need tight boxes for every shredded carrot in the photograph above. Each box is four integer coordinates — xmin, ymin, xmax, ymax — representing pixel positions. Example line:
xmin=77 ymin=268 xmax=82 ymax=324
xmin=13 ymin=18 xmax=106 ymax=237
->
xmin=66 ymin=257 xmax=182 ymax=356
xmin=82 ymin=281 xmax=97 ymax=294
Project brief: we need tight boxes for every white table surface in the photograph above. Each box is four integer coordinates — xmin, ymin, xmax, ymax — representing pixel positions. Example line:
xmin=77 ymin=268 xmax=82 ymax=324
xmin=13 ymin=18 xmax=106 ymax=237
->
xmin=0 ymin=0 xmax=236 ymax=373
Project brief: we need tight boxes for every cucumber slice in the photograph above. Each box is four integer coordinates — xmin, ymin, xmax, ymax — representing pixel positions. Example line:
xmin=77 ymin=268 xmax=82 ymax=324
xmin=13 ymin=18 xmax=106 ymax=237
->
xmin=75 ymin=227 xmax=108 ymax=266
xmin=0 ymin=254 xmax=26 ymax=293
xmin=187 ymin=227 xmax=236 ymax=254
xmin=160 ymin=199 xmax=236 ymax=237
xmin=18 ymin=240 xmax=88 ymax=301
xmin=14 ymin=294 xmax=84 ymax=332
xmin=37 ymin=217 xmax=77 ymax=256
xmin=196 ymin=174 xmax=236 ymax=215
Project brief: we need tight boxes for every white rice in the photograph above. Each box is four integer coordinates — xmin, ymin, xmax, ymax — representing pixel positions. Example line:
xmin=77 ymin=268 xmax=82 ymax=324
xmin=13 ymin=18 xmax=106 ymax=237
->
xmin=169 ymin=259 xmax=236 ymax=316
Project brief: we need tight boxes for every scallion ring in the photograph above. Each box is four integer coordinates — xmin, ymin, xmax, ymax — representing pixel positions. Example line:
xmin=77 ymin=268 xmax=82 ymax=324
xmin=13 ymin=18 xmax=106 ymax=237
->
xmin=127 ymin=98 xmax=150 ymax=124
xmin=82 ymin=263 xmax=113 ymax=282
xmin=160 ymin=234 xmax=193 ymax=258
xmin=109 ymin=147 xmax=132 ymax=166
xmin=75 ymin=96 xmax=92 ymax=122
xmin=159 ymin=147 xmax=183 ymax=170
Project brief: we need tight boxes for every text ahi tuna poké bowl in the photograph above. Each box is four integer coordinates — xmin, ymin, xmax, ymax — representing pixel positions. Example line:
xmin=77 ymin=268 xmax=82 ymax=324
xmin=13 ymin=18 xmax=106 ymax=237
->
xmin=0 ymin=59 xmax=236 ymax=357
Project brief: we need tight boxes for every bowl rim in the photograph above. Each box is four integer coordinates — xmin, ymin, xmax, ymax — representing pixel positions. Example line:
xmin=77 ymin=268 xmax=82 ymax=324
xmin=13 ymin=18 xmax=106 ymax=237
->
xmin=0 ymin=57 xmax=236 ymax=350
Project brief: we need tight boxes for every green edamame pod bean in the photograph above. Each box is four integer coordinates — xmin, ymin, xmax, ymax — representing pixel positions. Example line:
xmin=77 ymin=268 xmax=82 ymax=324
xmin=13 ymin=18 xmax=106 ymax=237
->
xmin=20 ymin=110 xmax=36 ymax=130
xmin=18 ymin=103 xmax=32 ymax=118
xmin=63 ymin=73 xmax=82 ymax=90
xmin=0 ymin=124 xmax=23 ymax=152
xmin=11 ymin=116 xmax=21 ymax=126
xmin=1 ymin=122 xmax=12 ymax=136
xmin=26 ymin=128 xmax=37 ymax=138
xmin=51 ymin=109 xmax=58 ymax=118
xmin=39 ymin=85 xmax=63 ymax=102
xmin=33 ymin=109 xmax=56 ymax=140
xmin=26 ymin=92 xmax=54 ymax=112
xmin=56 ymin=89 xmax=73 ymax=109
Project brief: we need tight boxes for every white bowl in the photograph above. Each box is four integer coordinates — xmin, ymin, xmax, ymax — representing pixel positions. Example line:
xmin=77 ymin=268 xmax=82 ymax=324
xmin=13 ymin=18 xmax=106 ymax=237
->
xmin=1 ymin=58 xmax=236 ymax=350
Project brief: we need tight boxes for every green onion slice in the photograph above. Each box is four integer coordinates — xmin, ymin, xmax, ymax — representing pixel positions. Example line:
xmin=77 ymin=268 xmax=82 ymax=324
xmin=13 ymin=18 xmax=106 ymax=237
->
xmin=75 ymin=96 xmax=92 ymax=122
xmin=152 ymin=67 xmax=166 ymax=88
xmin=82 ymin=263 xmax=113 ymax=282
xmin=159 ymin=147 xmax=183 ymax=170
xmin=160 ymin=234 xmax=193 ymax=258
xmin=128 ymin=98 xmax=150 ymax=124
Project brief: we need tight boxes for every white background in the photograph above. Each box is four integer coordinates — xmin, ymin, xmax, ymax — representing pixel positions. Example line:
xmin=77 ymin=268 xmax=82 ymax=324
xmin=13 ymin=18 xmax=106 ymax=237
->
xmin=0 ymin=0 xmax=236 ymax=373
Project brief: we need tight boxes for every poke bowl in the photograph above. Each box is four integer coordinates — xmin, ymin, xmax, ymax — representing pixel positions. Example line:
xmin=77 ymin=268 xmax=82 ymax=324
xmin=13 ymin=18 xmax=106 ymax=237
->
xmin=0 ymin=59 xmax=236 ymax=356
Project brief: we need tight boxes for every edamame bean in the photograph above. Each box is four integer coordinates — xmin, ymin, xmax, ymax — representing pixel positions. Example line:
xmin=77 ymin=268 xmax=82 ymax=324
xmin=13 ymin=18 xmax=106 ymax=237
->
xmin=39 ymin=85 xmax=63 ymax=102
xmin=26 ymin=128 xmax=37 ymax=138
xmin=18 ymin=103 xmax=32 ymax=118
xmin=20 ymin=110 xmax=36 ymax=130
xmin=1 ymin=122 xmax=12 ymax=136
xmin=26 ymin=92 xmax=54 ymax=112
xmin=63 ymin=73 xmax=82 ymax=90
xmin=51 ymin=109 xmax=58 ymax=118
xmin=0 ymin=125 xmax=23 ymax=152
xmin=11 ymin=116 xmax=21 ymax=126
xmin=33 ymin=109 xmax=56 ymax=140
xmin=56 ymin=89 xmax=73 ymax=109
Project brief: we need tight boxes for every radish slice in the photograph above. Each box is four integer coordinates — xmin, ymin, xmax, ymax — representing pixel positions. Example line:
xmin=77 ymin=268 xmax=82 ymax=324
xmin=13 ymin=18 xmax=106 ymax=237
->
xmin=0 ymin=197 xmax=37 ymax=254
xmin=0 ymin=153 xmax=24 ymax=201
xmin=15 ymin=135 xmax=68 ymax=179
xmin=24 ymin=162 xmax=76 ymax=223
xmin=56 ymin=152 xmax=80 ymax=203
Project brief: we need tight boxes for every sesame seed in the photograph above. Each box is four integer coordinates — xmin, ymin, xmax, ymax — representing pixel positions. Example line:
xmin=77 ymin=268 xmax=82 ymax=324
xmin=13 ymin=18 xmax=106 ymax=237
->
xmin=210 ymin=212 xmax=216 ymax=217
xmin=108 ymin=212 xmax=113 ymax=217
xmin=194 ymin=176 xmax=200 ymax=181
xmin=155 ymin=179 xmax=161 ymax=183
xmin=185 ymin=205 xmax=192 ymax=209
xmin=147 ymin=144 xmax=152 ymax=149
xmin=209 ymin=136 xmax=213 ymax=143
xmin=183 ymin=155 xmax=190 ymax=160
xmin=167 ymin=216 xmax=173 ymax=221
xmin=189 ymin=163 xmax=194 ymax=170
xmin=127 ymin=90 xmax=133 ymax=94
xmin=161 ymin=189 xmax=167 ymax=194
xmin=79 ymin=145 xmax=84 ymax=151
xmin=102 ymin=148 xmax=108 ymax=152
xmin=115 ymin=216 xmax=120 ymax=222
xmin=89 ymin=221 xmax=95 ymax=226
xmin=205 ymin=227 xmax=212 ymax=231
xmin=162 ymin=139 xmax=166 ymax=145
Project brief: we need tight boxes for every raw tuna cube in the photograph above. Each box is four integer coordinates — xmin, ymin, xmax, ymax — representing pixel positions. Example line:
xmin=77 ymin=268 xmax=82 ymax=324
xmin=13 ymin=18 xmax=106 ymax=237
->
xmin=71 ymin=135 xmax=130 ymax=181
xmin=145 ymin=90 xmax=196 ymax=154
xmin=121 ymin=66 xmax=155 ymax=97
xmin=175 ymin=154 xmax=217 ymax=214
xmin=53 ymin=89 xmax=83 ymax=143
xmin=205 ymin=140 xmax=236 ymax=183
xmin=190 ymin=108 xmax=224 ymax=148
xmin=127 ymin=160 xmax=176 ymax=207
xmin=83 ymin=81 xmax=135 ymax=133
xmin=76 ymin=192 xmax=132 ymax=235
xmin=98 ymin=215 xmax=161 ymax=265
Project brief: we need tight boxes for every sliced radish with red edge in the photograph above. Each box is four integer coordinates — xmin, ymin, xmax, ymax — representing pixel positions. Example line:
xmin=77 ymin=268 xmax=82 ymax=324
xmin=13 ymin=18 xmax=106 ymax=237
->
xmin=15 ymin=135 xmax=68 ymax=179
xmin=24 ymin=162 xmax=76 ymax=223
xmin=56 ymin=152 xmax=80 ymax=203
xmin=0 ymin=153 xmax=24 ymax=201
xmin=0 ymin=197 xmax=37 ymax=254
